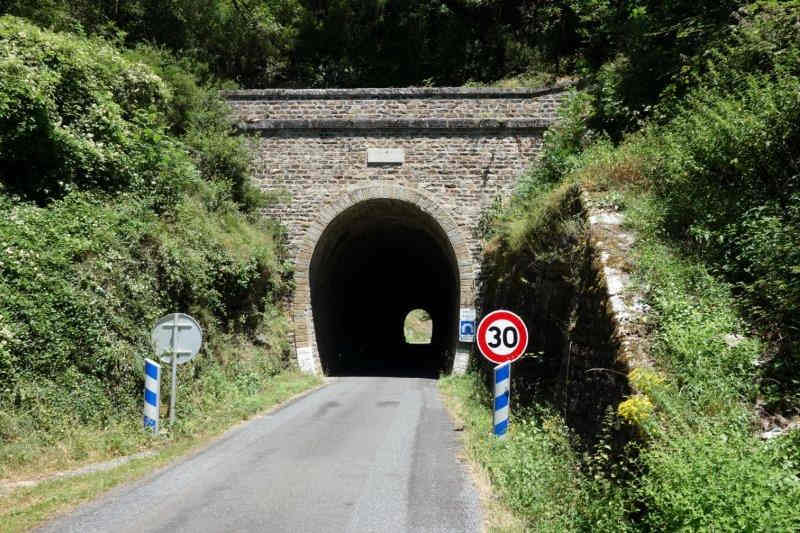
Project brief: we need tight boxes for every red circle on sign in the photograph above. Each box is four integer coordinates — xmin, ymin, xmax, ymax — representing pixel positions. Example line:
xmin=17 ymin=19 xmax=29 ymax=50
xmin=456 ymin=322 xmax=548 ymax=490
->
xmin=477 ymin=310 xmax=529 ymax=364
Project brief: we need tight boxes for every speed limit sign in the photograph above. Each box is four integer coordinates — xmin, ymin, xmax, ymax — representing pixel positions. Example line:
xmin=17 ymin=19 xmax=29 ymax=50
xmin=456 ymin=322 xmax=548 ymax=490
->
xmin=477 ymin=310 xmax=529 ymax=365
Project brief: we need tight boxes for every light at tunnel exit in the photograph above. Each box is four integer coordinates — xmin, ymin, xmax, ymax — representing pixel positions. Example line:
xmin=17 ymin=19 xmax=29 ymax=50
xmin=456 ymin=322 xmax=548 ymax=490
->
xmin=404 ymin=309 xmax=433 ymax=344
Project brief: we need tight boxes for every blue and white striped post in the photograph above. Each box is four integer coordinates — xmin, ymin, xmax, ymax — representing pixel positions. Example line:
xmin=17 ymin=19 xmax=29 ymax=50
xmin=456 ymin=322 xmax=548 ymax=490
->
xmin=494 ymin=362 xmax=510 ymax=439
xmin=143 ymin=358 xmax=161 ymax=434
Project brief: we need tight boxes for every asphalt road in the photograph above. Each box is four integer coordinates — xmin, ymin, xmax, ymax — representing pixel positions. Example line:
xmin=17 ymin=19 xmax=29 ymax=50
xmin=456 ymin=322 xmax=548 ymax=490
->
xmin=37 ymin=377 xmax=482 ymax=533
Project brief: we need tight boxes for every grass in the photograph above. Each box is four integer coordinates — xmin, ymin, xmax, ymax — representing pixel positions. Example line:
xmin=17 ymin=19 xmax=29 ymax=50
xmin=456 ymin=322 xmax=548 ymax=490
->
xmin=439 ymin=374 xmax=630 ymax=532
xmin=622 ymin=192 xmax=761 ymax=421
xmin=0 ymin=328 xmax=291 ymax=480
xmin=461 ymin=173 xmax=800 ymax=530
xmin=0 ymin=371 xmax=322 ymax=532
xmin=463 ymin=71 xmax=575 ymax=90
xmin=617 ymin=190 xmax=800 ymax=531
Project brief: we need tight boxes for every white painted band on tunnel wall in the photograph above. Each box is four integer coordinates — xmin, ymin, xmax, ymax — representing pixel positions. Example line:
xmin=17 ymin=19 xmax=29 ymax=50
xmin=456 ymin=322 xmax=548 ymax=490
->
xmin=297 ymin=346 xmax=315 ymax=373
xmin=452 ymin=349 xmax=470 ymax=375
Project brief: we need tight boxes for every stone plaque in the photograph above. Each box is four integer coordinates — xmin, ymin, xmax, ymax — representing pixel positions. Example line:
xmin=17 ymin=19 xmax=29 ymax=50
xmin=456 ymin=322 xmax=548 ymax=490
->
xmin=367 ymin=148 xmax=405 ymax=164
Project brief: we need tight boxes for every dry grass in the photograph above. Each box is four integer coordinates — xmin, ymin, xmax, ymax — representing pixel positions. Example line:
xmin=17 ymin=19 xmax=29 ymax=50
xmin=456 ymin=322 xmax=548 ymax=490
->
xmin=574 ymin=142 xmax=650 ymax=193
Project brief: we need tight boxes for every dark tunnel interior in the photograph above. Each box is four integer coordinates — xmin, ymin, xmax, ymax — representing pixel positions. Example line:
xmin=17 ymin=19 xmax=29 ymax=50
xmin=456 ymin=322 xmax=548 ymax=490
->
xmin=310 ymin=199 xmax=459 ymax=377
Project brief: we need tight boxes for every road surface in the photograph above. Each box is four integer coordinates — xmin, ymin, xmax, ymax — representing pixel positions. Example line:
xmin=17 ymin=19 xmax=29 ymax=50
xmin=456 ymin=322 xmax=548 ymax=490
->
xmin=37 ymin=377 xmax=482 ymax=532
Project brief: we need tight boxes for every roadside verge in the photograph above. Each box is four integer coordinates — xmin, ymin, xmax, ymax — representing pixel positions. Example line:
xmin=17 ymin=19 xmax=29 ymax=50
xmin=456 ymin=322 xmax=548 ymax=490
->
xmin=0 ymin=372 xmax=324 ymax=532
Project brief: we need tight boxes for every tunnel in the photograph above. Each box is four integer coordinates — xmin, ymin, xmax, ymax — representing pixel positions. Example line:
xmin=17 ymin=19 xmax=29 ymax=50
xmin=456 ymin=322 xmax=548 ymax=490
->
xmin=309 ymin=198 xmax=460 ymax=377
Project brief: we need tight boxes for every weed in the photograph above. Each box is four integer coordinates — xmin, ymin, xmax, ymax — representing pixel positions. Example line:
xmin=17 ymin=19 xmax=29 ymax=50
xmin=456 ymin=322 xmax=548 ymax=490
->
xmin=440 ymin=374 xmax=633 ymax=532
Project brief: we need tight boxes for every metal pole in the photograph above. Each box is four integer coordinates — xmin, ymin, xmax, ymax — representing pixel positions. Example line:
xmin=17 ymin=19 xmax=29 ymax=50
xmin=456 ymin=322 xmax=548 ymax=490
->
xmin=494 ymin=362 xmax=510 ymax=439
xmin=169 ymin=314 xmax=177 ymax=424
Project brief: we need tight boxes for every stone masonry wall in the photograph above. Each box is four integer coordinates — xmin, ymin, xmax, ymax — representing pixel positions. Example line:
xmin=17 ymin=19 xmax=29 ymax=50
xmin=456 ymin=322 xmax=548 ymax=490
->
xmin=226 ymin=86 xmax=565 ymax=122
xmin=225 ymin=86 xmax=568 ymax=374
xmin=226 ymin=86 xmax=568 ymax=266
xmin=245 ymin=129 xmax=544 ymax=265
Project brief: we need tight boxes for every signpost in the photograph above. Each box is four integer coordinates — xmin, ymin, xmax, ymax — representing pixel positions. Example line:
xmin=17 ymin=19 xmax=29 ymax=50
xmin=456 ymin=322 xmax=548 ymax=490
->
xmin=476 ymin=309 xmax=528 ymax=439
xmin=151 ymin=313 xmax=203 ymax=424
xmin=476 ymin=310 xmax=528 ymax=365
xmin=493 ymin=362 xmax=510 ymax=439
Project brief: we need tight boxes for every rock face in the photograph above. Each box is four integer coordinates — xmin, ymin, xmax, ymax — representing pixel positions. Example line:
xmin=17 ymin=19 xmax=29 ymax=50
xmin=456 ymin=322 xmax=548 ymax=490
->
xmin=225 ymin=86 xmax=568 ymax=374
xmin=583 ymin=193 xmax=653 ymax=374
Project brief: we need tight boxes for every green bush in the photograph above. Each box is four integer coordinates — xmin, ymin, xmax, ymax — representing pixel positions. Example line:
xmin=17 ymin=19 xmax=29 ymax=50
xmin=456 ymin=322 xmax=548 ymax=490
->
xmin=676 ymin=2 xmax=800 ymax=98
xmin=0 ymin=17 xmax=293 ymax=475
xmin=638 ymin=429 xmax=800 ymax=532
xmin=653 ymin=76 xmax=800 ymax=237
xmin=552 ymin=74 xmax=800 ymax=412
xmin=0 ymin=17 xmax=195 ymax=207
xmin=479 ymin=8 xmax=800 ymax=520
xmin=515 ymin=90 xmax=595 ymax=197
xmin=124 ymin=45 xmax=270 ymax=212
xmin=469 ymin=3 xmax=800 ymax=531
xmin=616 ymin=209 xmax=800 ymax=530
xmin=637 ymin=75 xmax=800 ymax=407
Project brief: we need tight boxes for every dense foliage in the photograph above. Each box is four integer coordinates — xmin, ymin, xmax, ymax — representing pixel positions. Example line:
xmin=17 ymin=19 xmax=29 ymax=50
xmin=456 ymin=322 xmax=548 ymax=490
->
xmin=0 ymin=1 xmax=747 ymax=91
xmin=478 ymin=2 xmax=800 ymax=530
xmin=500 ymin=1 xmax=800 ymax=412
xmin=0 ymin=16 xmax=292 ymax=473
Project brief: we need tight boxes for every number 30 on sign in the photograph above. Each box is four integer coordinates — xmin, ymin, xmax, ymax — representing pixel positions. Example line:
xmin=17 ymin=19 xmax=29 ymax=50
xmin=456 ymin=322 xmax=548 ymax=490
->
xmin=476 ymin=310 xmax=529 ymax=365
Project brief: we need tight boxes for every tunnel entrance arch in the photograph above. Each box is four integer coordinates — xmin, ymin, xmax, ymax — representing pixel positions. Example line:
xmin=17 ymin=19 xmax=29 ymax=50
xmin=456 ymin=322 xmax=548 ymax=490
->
xmin=291 ymin=185 xmax=475 ymax=376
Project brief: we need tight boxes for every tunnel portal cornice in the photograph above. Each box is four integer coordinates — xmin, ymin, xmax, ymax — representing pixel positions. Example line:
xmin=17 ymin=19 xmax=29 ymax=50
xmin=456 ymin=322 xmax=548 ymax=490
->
xmin=235 ymin=118 xmax=554 ymax=131
xmin=226 ymin=85 xmax=568 ymax=375
xmin=223 ymin=84 xmax=572 ymax=101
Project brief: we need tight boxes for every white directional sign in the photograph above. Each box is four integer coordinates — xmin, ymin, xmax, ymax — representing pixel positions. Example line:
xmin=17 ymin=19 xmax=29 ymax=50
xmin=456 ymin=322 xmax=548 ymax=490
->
xmin=476 ymin=309 xmax=528 ymax=365
xmin=151 ymin=313 xmax=203 ymax=365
